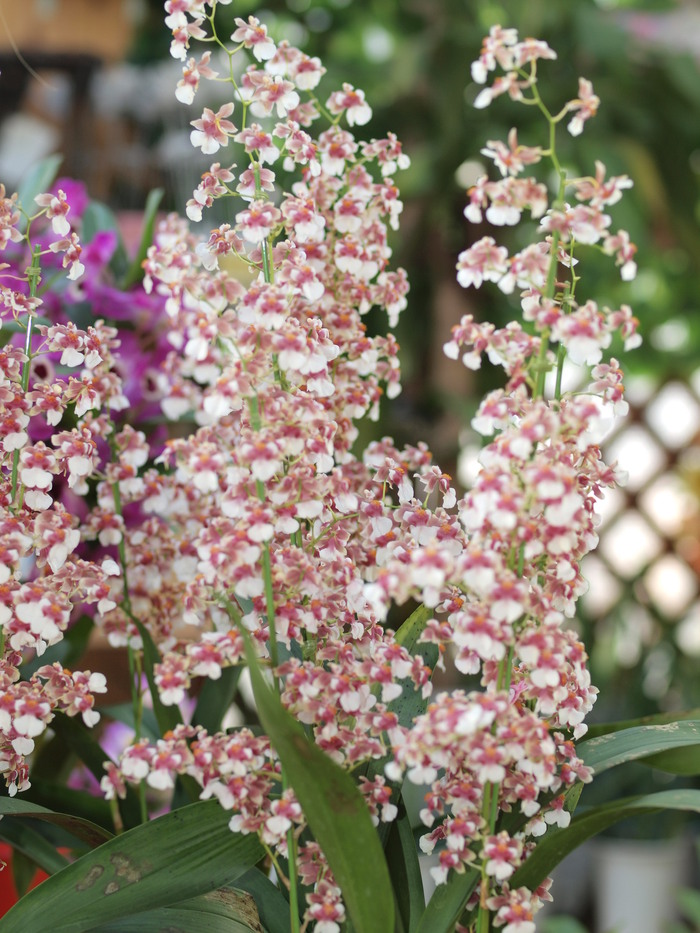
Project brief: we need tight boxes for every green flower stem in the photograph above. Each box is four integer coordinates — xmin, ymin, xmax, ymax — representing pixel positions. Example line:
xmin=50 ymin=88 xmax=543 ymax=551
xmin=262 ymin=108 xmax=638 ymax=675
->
xmin=10 ymin=246 xmax=41 ymax=507
xmin=476 ymin=858 xmax=492 ymax=933
xmin=529 ymin=79 xmax=568 ymax=402
xmin=245 ymin=173 xmax=301 ymax=933
xmin=110 ymin=475 xmax=148 ymax=825
xmin=554 ymin=343 xmax=567 ymax=402
xmin=476 ymin=641 xmax=517 ymax=931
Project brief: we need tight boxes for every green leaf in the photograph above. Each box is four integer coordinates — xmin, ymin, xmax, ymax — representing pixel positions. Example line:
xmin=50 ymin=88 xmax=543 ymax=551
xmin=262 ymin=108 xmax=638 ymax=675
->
xmin=511 ymin=789 xmax=700 ymax=892
xmin=25 ymin=779 xmax=114 ymax=835
xmin=45 ymin=714 xmax=142 ymax=831
xmin=16 ymin=155 xmax=64 ymax=228
xmin=578 ymin=721 xmax=700 ymax=775
xmin=0 ymin=798 xmax=113 ymax=849
xmin=132 ymin=619 xmax=182 ymax=736
xmin=391 ymin=603 xmax=437 ymax=730
xmin=0 ymin=800 xmax=264 ymax=933
xmin=131 ymin=620 xmax=201 ymax=804
xmin=20 ymin=615 xmax=94 ymax=681
xmin=641 ymin=745 xmax=700 ymax=775
xmin=86 ymin=888 xmax=264 ymax=932
xmin=366 ymin=604 xmax=435 ymax=786
xmin=385 ymin=805 xmax=425 ymax=933
xmin=121 ymin=188 xmax=164 ymax=288
xmin=11 ymin=849 xmax=40 ymax=899
xmin=394 ymin=604 xmax=434 ymax=657
xmin=0 ymin=816 xmax=71 ymax=877
xmin=586 ymin=708 xmax=700 ymax=739
xmin=193 ymin=665 xmax=242 ymax=734
xmin=80 ymin=201 xmax=129 ymax=280
xmin=242 ymin=635 xmax=395 ymax=933
xmin=98 ymin=703 xmax=161 ymax=742
xmin=414 ymin=866 xmax=480 ymax=933
xmin=237 ymin=867 xmax=291 ymax=933
xmin=677 ymin=887 xmax=700 ymax=924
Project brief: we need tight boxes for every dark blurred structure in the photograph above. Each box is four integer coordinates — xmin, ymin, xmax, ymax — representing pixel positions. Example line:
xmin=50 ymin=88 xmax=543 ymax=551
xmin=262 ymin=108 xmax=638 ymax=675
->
xmin=0 ymin=0 xmax=144 ymax=188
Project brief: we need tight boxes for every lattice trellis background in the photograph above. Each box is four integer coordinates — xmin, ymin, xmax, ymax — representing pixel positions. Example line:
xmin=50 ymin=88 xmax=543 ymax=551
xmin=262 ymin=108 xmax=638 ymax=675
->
xmin=580 ymin=371 xmax=700 ymax=715
xmin=458 ymin=367 xmax=700 ymax=718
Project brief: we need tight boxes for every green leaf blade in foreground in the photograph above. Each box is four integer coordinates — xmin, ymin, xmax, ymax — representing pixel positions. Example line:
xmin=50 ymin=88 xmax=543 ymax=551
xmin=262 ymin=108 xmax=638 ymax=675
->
xmin=385 ymin=807 xmax=426 ymax=933
xmin=578 ymin=720 xmax=700 ymax=775
xmin=85 ymin=888 xmax=264 ymax=932
xmin=511 ymin=789 xmax=700 ymax=893
xmin=585 ymin=708 xmax=700 ymax=739
xmin=0 ymin=800 xmax=264 ymax=933
xmin=0 ymin=817 xmax=71 ymax=877
xmin=0 ymin=798 xmax=113 ymax=850
xmin=244 ymin=641 xmax=394 ymax=933
xmin=414 ymin=865 xmax=479 ymax=933
xmin=237 ymin=867 xmax=291 ymax=933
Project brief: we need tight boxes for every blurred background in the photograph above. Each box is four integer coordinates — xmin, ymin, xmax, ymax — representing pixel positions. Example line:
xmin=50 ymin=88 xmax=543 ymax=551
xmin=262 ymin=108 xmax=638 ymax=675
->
xmin=2 ymin=0 xmax=700 ymax=928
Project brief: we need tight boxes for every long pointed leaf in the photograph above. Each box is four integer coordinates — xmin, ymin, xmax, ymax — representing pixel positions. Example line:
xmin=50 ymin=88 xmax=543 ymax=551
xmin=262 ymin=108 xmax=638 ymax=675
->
xmin=46 ymin=714 xmax=141 ymax=830
xmin=80 ymin=201 xmax=129 ymax=280
xmin=586 ymin=708 xmax=700 ymax=739
xmin=87 ymin=888 xmax=263 ymax=932
xmin=193 ymin=665 xmax=242 ymax=734
xmin=578 ymin=720 xmax=700 ymax=774
xmin=0 ymin=798 xmax=112 ymax=849
xmin=0 ymin=817 xmax=71 ymax=876
xmin=414 ymin=865 xmax=480 ymax=933
xmin=237 ymin=867 xmax=291 ymax=933
xmin=21 ymin=780 xmax=114 ymax=836
xmin=11 ymin=849 xmax=39 ymax=899
xmin=385 ymin=806 xmax=425 ymax=933
xmin=242 ymin=636 xmax=395 ymax=933
xmin=121 ymin=188 xmax=164 ymax=288
xmin=367 ymin=604 xmax=436 ymax=786
xmin=132 ymin=619 xmax=182 ymax=735
xmin=0 ymin=800 xmax=264 ymax=933
xmin=17 ymin=155 xmax=63 ymax=229
xmin=511 ymin=788 xmax=700 ymax=892
xmin=391 ymin=603 xmax=437 ymax=731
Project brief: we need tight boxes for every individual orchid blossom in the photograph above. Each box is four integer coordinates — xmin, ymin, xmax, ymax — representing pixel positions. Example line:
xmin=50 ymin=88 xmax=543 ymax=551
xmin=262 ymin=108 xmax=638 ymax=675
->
xmin=34 ymin=189 xmax=71 ymax=236
xmin=190 ymin=103 xmax=237 ymax=154
xmin=327 ymin=84 xmax=373 ymax=127
xmin=567 ymin=77 xmax=600 ymax=136
xmin=232 ymin=14 xmax=276 ymax=62
xmin=175 ymin=50 xmax=218 ymax=105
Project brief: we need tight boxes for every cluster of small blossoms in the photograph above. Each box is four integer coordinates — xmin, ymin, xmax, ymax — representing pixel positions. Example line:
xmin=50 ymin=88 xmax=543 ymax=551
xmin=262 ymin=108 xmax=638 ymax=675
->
xmin=98 ymin=12 xmax=638 ymax=933
xmin=0 ymin=185 xmax=129 ymax=793
xmin=95 ymin=4 xmax=418 ymax=927
xmin=369 ymin=27 xmax=637 ymax=929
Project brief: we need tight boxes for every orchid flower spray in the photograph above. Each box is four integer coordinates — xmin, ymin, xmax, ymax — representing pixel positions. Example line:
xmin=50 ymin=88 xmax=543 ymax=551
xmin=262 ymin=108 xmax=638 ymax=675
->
xmin=0 ymin=6 xmax=646 ymax=933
